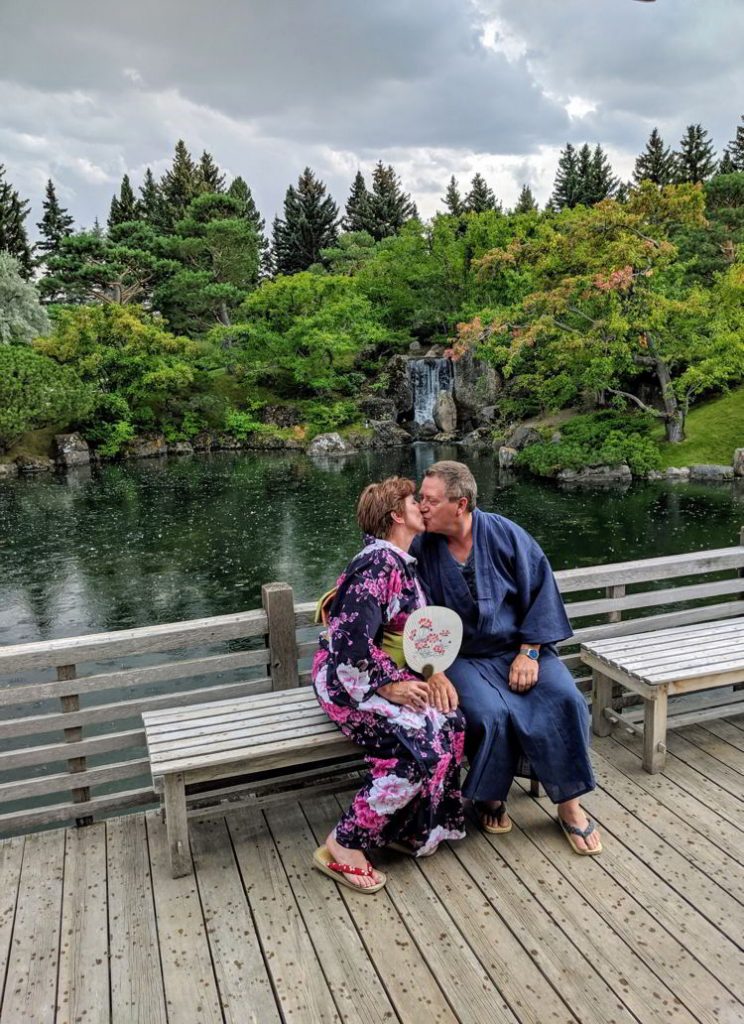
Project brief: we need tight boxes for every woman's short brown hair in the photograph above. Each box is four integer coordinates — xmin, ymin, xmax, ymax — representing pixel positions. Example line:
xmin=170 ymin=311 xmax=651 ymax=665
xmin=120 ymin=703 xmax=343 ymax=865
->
xmin=356 ymin=476 xmax=415 ymax=539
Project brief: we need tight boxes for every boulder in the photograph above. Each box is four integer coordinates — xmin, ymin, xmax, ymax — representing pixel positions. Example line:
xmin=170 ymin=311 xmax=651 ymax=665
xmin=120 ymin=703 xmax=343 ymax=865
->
xmin=557 ymin=464 xmax=632 ymax=485
xmin=452 ymin=350 xmax=501 ymax=430
xmin=425 ymin=345 xmax=445 ymax=358
xmin=689 ymin=464 xmax=734 ymax=481
xmin=0 ymin=462 xmax=19 ymax=480
xmin=123 ymin=434 xmax=167 ymax=459
xmin=367 ymin=421 xmax=413 ymax=450
xmin=192 ymin=431 xmax=217 ymax=452
xmin=167 ymin=441 xmax=194 ymax=456
xmin=53 ymin=432 xmax=90 ymax=468
xmin=408 ymin=340 xmax=424 ymax=355
xmin=308 ymin=432 xmax=357 ymax=456
xmin=359 ymin=396 xmax=397 ymax=421
xmin=384 ymin=355 xmax=414 ymax=418
xmin=665 ymin=466 xmax=690 ymax=480
xmin=505 ymin=425 xmax=542 ymax=451
xmin=499 ymin=446 xmax=518 ymax=469
xmin=418 ymin=420 xmax=438 ymax=439
xmin=213 ymin=434 xmax=242 ymax=450
xmin=434 ymin=391 xmax=458 ymax=434
xmin=550 ymin=431 xmax=563 ymax=445
xmin=431 ymin=432 xmax=459 ymax=444
xmin=646 ymin=470 xmax=665 ymax=481
xmin=460 ymin=428 xmax=493 ymax=450
xmin=15 ymin=454 xmax=55 ymax=474
xmin=734 ymin=448 xmax=744 ymax=477
xmin=477 ymin=405 xmax=498 ymax=425
xmin=259 ymin=404 xmax=302 ymax=428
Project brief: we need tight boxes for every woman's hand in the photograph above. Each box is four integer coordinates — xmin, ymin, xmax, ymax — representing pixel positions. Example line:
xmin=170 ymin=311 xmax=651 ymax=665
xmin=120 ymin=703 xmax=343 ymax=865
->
xmin=427 ymin=672 xmax=459 ymax=712
xmin=378 ymin=679 xmax=430 ymax=710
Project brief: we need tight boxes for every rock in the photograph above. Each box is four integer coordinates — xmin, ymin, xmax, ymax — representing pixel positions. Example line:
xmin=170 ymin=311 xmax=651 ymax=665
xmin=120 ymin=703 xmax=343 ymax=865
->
xmin=434 ymin=391 xmax=458 ymax=433
xmin=418 ymin=420 xmax=438 ymax=439
xmin=425 ymin=345 xmax=445 ymax=358
xmin=213 ymin=434 xmax=243 ymax=450
xmin=259 ymin=404 xmax=302 ymax=428
xmin=367 ymin=421 xmax=413 ymax=450
xmin=192 ymin=431 xmax=217 ymax=452
xmin=557 ymin=464 xmax=632 ymax=485
xmin=53 ymin=432 xmax=90 ymax=468
xmin=499 ymin=446 xmax=518 ymax=469
xmin=452 ymin=350 xmax=501 ymax=431
xmin=551 ymin=431 xmax=563 ymax=445
xmin=734 ymin=448 xmax=744 ymax=477
xmin=0 ymin=462 xmax=19 ymax=480
xmin=431 ymin=432 xmax=459 ymax=444
xmin=689 ymin=464 xmax=734 ymax=481
xmin=478 ymin=405 xmax=498 ymax=425
xmin=665 ymin=467 xmax=690 ymax=479
xmin=491 ymin=436 xmax=507 ymax=451
xmin=15 ymin=454 xmax=55 ymax=474
xmin=168 ymin=441 xmax=194 ymax=456
xmin=646 ymin=470 xmax=664 ymax=480
xmin=409 ymin=340 xmax=424 ymax=355
xmin=359 ymin=396 xmax=397 ymax=421
xmin=384 ymin=355 xmax=414 ymax=418
xmin=123 ymin=434 xmax=167 ymax=459
xmin=307 ymin=432 xmax=357 ymax=456
xmin=460 ymin=428 xmax=493 ymax=450
xmin=505 ymin=425 xmax=542 ymax=451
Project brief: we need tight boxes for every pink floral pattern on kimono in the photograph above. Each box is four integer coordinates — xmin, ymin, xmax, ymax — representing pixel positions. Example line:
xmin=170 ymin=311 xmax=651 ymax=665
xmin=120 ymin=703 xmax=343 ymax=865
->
xmin=312 ymin=537 xmax=465 ymax=856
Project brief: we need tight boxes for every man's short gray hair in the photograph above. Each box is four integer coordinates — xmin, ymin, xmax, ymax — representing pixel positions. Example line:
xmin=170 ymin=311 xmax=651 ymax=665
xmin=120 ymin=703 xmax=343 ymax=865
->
xmin=424 ymin=461 xmax=478 ymax=512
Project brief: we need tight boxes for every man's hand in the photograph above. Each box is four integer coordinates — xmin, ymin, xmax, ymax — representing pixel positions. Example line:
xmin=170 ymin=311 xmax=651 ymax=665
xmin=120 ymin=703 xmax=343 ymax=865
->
xmin=378 ymin=679 xmax=430 ymax=710
xmin=508 ymin=654 xmax=539 ymax=693
xmin=427 ymin=672 xmax=459 ymax=712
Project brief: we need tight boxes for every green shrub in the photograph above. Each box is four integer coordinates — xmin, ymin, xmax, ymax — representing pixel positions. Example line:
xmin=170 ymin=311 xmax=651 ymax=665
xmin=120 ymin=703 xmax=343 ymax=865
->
xmin=305 ymin=399 xmax=358 ymax=435
xmin=516 ymin=411 xmax=661 ymax=477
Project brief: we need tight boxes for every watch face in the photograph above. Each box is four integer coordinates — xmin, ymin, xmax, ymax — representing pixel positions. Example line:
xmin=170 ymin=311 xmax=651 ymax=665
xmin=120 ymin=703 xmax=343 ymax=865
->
xmin=527 ymin=648 xmax=539 ymax=660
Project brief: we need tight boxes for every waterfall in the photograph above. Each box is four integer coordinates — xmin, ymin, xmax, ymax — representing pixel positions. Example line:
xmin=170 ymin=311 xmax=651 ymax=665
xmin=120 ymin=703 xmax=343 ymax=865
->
xmin=407 ymin=358 xmax=454 ymax=424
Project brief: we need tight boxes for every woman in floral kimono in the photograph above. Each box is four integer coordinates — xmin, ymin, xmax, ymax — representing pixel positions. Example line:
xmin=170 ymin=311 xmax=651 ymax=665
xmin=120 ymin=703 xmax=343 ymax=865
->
xmin=312 ymin=476 xmax=466 ymax=893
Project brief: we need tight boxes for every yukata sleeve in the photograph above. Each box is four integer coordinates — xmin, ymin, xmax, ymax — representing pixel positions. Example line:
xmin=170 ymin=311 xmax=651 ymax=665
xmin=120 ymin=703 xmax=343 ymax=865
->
xmin=325 ymin=557 xmax=417 ymax=706
xmin=510 ymin=526 xmax=573 ymax=645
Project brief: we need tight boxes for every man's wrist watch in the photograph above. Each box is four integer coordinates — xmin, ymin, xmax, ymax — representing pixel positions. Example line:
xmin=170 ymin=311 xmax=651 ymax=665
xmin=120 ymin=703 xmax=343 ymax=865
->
xmin=519 ymin=645 xmax=540 ymax=661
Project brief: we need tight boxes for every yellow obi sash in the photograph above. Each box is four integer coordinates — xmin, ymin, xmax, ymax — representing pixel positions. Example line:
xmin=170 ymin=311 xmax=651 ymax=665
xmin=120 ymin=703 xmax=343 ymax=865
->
xmin=314 ymin=587 xmax=406 ymax=669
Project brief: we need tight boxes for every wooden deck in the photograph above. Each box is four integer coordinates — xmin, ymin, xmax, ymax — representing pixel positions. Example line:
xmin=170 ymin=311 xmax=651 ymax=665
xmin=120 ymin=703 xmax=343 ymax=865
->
xmin=1 ymin=722 xmax=743 ymax=1024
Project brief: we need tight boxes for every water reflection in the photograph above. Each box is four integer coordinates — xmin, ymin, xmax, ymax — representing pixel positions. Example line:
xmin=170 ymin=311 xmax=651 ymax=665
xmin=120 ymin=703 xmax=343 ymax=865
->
xmin=1 ymin=447 xmax=743 ymax=646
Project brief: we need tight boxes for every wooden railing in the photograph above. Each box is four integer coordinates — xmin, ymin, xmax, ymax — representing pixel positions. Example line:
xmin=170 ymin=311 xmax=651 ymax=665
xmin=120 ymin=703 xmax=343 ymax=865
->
xmin=2 ymin=541 xmax=744 ymax=836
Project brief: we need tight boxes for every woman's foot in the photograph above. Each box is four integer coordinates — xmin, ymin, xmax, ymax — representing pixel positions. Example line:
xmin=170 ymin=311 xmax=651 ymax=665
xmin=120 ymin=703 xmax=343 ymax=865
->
xmin=325 ymin=832 xmax=383 ymax=889
xmin=557 ymin=800 xmax=602 ymax=853
xmin=475 ymin=800 xmax=512 ymax=834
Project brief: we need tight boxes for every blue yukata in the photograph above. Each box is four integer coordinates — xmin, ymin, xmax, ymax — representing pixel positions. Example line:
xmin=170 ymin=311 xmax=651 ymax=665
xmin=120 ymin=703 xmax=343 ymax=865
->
xmin=412 ymin=509 xmax=595 ymax=806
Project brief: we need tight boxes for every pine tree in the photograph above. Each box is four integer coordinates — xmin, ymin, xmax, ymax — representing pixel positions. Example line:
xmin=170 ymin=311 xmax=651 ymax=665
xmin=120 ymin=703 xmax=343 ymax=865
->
xmin=36 ymin=179 xmax=74 ymax=261
xmin=107 ymin=174 xmax=139 ymax=229
xmin=197 ymin=150 xmax=226 ymax=193
xmin=674 ymin=124 xmax=717 ymax=184
xmin=159 ymin=140 xmax=200 ymax=228
xmin=138 ymin=168 xmax=164 ymax=227
xmin=442 ymin=176 xmax=465 ymax=216
xmin=633 ymin=128 xmax=675 ymax=185
xmin=272 ymin=168 xmax=339 ymax=274
xmin=513 ymin=184 xmax=538 ymax=214
xmin=464 ymin=172 xmax=498 ymax=213
xmin=0 ymin=165 xmax=33 ymax=278
xmin=723 ymin=115 xmax=744 ymax=171
xmin=717 ymin=150 xmax=737 ymax=176
xmin=587 ymin=144 xmax=620 ymax=204
xmin=550 ymin=144 xmax=581 ymax=210
xmin=343 ymin=171 xmax=372 ymax=232
xmin=366 ymin=162 xmax=416 ymax=240
xmin=227 ymin=176 xmax=271 ymax=276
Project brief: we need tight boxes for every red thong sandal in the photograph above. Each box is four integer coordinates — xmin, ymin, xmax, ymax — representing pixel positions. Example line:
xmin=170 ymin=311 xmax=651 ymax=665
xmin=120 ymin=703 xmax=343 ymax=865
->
xmin=312 ymin=845 xmax=387 ymax=893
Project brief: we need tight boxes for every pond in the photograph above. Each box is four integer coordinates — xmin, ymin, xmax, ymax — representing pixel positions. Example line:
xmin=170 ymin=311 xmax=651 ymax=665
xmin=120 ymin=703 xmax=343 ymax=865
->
xmin=2 ymin=444 xmax=744 ymax=648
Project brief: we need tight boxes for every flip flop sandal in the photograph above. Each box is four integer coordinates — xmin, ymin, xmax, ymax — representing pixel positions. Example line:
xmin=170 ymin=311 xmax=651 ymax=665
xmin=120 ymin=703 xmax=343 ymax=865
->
xmin=559 ymin=816 xmax=603 ymax=856
xmin=312 ymin=845 xmax=387 ymax=893
xmin=475 ymin=800 xmax=512 ymax=834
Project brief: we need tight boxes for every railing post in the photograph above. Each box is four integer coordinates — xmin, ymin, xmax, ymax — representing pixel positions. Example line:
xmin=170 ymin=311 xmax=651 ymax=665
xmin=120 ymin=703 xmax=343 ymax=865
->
xmin=736 ymin=527 xmax=744 ymax=692
xmin=58 ymin=664 xmax=93 ymax=826
xmin=606 ymin=584 xmax=625 ymax=624
xmin=262 ymin=582 xmax=299 ymax=690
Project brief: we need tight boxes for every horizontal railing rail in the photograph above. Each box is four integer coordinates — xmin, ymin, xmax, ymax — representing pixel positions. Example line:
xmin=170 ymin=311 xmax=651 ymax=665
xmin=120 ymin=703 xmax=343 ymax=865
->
xmin=2 ymin=540 xmax=743 ymax=836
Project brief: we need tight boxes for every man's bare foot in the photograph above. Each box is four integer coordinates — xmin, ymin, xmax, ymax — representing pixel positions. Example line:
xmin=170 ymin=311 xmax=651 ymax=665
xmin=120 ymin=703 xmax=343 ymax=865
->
xmin=557 ymin=799 xmax=601 ymax=853
xmin=475 ymin=799 xmax=512 ymax=833
xmin=325 ymin=832 xmax=383 ymax=889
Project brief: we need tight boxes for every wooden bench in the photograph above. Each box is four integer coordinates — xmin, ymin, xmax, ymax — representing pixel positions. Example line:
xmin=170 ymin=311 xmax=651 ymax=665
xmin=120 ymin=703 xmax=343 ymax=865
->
xmin=582 ymin=617 xmax=744 ymax=773
xmin=143 ymin=687 xmax=357 ymax=876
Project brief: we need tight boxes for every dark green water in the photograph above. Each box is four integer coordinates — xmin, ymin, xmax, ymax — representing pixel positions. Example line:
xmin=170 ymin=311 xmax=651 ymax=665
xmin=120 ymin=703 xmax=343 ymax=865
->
xmin=2 ymin=445 xmax=744 ymax=647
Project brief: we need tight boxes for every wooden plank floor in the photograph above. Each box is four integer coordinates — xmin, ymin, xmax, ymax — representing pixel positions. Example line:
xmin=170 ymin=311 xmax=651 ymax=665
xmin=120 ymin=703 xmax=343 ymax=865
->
xmin=1 ymin=722 xmax=743 ymax=1024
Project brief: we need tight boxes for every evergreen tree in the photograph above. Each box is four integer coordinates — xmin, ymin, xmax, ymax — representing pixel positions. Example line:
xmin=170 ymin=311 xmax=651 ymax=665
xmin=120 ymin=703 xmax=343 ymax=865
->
xmin=587 ymin=144 xmax=620 ymax=204
xmin=442 ymin=176 xmax=465 ymax=216
xmin=723 ymin=115 xmax=744 ymax=172
xmin=633 ymin=128 xmax=675 ymax=185
xmin=197 ymin=150 xmax=226 ymax=193
xmin=107 ymin=174 xmax=139 ymax=229
xmin=36 ymin=179 xmax=74 ymax=262
xmin=0 ymin=165 xmax=33 ymax=278
xmin=343 ymin=171 xmax=372 ymax=232
xmin=227 ymin=176 xmax=270 ymax=276
xmin=272 ymin=168 xmax=339 ymax=274
xmin=366 ymin=162 xmax=416 ymax=240
xmin=159 ymin=140 xmax=200 ymax=228
xmin=464 ymin=172 xmax=498 ymax=213
xmin=550 ymin=143 xmax=581 ymax=210
xmin=139 ymin=167 xmax=166 ymax=229
xmin=513 ymin=184 xmax=538 ymax=214
xmin=674 ymin=124 xmax=717 ymax=183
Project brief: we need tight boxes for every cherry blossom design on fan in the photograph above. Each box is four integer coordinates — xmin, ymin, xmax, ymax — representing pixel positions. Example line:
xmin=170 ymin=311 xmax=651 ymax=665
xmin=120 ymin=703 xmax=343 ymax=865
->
xmin=403 ymin=606 xmax=463 ymax=678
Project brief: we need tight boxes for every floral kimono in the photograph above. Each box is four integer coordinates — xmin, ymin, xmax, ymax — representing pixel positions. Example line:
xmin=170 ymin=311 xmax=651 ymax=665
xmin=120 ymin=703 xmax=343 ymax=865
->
xmin=312 ymin=537 xmax=466 ymax=857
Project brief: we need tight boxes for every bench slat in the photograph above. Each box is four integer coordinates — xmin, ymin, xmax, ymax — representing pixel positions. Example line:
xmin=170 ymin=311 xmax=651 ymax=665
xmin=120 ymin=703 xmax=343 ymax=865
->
xmin=141 ymin=685 xmax=315 ymax=726
xmin=147 ymin=714 xmax=333 ymax=757
xmin=148 ymin=720 xmax=339 ymax=767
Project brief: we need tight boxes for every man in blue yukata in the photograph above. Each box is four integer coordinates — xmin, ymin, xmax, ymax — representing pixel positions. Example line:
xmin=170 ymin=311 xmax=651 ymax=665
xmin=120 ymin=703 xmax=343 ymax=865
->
xmin=412 ymin=460 xmax=602 ymax=855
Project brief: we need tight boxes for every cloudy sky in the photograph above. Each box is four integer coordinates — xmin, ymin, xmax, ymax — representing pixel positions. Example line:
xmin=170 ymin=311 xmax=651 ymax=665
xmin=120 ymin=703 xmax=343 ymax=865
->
xmin=1 ymin=0 xmax=742 ymax=234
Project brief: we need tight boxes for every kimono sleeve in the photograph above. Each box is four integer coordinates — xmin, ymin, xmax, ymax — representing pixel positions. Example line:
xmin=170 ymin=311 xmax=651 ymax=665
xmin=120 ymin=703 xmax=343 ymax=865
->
xmin=324 ymin=555 xmax=416 ymax=706
xmin=510 ymin=524 xmax=573 ymax=645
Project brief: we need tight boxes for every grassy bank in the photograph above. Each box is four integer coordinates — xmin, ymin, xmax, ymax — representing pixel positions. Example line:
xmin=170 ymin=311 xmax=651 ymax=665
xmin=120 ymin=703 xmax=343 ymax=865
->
xmin=656 ymin=387 xmax=744 ymax=468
